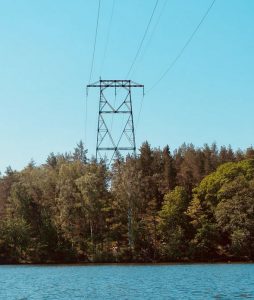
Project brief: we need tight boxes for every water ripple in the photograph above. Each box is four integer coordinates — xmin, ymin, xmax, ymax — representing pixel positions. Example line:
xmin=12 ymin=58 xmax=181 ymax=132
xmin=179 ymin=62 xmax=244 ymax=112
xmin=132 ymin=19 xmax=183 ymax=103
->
xmin=0 ymin=264 xmax=254 ymax=299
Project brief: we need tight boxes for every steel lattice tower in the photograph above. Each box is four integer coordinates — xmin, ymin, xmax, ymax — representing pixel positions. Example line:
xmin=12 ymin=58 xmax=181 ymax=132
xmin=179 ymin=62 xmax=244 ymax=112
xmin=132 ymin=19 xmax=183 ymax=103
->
xmin=87 ymin=79 xmax=144 ymax=163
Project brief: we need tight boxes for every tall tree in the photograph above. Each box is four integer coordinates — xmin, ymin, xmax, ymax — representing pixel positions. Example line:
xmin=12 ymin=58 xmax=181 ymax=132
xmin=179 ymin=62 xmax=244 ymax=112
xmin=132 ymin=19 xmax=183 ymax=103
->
xmin=159 ymin=186 xmax=191 ymax=261
xmin=72 ymin=141 xmax=88 ymax=163
xmin=161 ymin=145 xmax=176 ymax=192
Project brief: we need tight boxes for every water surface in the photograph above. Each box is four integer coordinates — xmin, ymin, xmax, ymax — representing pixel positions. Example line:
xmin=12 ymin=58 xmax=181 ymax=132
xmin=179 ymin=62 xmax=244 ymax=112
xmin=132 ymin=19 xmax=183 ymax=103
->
xmin=0 ymin=263 xmax=254 ymax=299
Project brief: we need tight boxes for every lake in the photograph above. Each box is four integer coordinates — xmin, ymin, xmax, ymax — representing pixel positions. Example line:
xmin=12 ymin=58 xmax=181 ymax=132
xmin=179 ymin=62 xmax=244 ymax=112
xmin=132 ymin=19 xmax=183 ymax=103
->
xmin=0 ymin=264 xmax=254 ymax=299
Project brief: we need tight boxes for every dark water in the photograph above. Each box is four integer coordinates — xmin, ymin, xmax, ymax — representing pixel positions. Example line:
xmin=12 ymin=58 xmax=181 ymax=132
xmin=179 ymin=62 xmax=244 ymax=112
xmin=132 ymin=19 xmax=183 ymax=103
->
xmin=0 ymin=264 xmax=254 ymax=299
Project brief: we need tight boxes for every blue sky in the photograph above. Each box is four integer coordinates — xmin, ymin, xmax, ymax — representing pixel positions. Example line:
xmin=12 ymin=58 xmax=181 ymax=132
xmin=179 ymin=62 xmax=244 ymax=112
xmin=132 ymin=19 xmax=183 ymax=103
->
xmin=0 ymin=0 xmax=254 ymax=171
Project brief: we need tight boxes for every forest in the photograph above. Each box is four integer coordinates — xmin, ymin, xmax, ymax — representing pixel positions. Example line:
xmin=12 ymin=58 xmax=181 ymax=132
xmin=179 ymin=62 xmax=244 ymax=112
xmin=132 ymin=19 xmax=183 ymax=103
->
xmin=1 ymin=141 xmax=254 ymax=263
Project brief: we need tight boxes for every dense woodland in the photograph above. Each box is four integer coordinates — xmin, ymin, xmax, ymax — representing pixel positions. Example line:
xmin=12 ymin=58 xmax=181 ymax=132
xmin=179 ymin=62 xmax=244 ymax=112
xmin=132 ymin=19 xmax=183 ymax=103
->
xmin=1 ymin=141 xmax=254 ymax=263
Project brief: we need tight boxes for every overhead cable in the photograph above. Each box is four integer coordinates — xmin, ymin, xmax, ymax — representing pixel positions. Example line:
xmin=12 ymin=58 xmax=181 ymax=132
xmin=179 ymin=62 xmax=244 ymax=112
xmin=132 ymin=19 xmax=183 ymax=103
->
xmin=88 ymin=0 xmax=101 ymax=83
xmin=134 ymin=0 xmax=168 ymax=131
xmin=146 ymin=0 xmax=216 ymax=94
xmin=100 ymin=0 xmax=115 ymax=75
xmin=125 ymin=0 xmax=159 ymax=79
xmin=85 ymin=0 xmax=101 ymax=145
xmin=133 ymin=0 xmax=168 ymax=75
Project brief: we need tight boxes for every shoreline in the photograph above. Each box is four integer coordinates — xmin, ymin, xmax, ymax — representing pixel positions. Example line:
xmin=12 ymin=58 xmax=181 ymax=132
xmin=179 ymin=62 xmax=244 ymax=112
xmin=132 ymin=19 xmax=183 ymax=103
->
xmin=1 ymin=261 xmax=254 ymax=266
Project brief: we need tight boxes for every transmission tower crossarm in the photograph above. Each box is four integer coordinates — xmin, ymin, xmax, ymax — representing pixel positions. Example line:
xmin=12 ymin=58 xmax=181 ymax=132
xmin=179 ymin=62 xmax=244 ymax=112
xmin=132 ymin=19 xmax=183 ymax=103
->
xmin=87 ymin=79 xmax=144 ymax=88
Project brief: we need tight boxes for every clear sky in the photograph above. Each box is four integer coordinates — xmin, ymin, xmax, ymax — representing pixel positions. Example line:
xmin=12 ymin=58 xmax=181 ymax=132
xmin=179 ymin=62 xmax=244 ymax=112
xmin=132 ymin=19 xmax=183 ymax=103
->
xmin=0 ymin=0 xmax=254 ymax=171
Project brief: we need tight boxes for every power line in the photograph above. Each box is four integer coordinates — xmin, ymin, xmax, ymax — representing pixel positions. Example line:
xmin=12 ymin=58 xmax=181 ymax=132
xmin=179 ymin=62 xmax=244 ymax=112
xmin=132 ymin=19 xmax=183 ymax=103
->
xmin=144 ymin=0 xmax=168 ymax=54
xmin=88 ymin=0 xmax=101 ymax=83
xmin=85 ymin=0 xmax=101 ymax=145
xmin=100 ymin=0 xmax=115 ymax=75
xmin=134 ymin=0 xmax=167 ymax=132
xmin=132 ymin=0 xmax=168 ymax=76
xmin=100 ymin=0 xmax=116 ymax=135
xmin=135 ymin=93 xmax=145 ymax=132
xmin=84 ymin=89 xmax=88 ymax=146
xmin=146 ymin=0 xmax=216 ymax=94
xmin=125 ymin=0 xmax=159 ymax=79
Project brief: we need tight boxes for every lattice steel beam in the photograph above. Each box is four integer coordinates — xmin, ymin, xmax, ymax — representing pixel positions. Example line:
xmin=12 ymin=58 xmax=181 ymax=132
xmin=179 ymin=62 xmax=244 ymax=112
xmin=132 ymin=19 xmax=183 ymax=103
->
xmin=87 ymin=79 xmax=144 ymax=163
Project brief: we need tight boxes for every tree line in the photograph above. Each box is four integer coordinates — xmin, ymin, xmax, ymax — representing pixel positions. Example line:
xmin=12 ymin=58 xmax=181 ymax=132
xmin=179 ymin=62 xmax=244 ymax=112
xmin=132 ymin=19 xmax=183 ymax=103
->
xmin=0 ymin=141 xmax=254 ymax=263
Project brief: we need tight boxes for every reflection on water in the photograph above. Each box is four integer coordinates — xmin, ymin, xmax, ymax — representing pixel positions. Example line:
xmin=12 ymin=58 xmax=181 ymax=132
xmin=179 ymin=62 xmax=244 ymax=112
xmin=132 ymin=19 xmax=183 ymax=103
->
xmin=0 ymin=264 xmax=254 ymax=299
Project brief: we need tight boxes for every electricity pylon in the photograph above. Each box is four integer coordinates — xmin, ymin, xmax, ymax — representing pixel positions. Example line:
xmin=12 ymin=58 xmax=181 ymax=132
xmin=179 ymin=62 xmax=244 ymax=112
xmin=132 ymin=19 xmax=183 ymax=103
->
xmin=87 ymin=79 xmax=144 ymax=163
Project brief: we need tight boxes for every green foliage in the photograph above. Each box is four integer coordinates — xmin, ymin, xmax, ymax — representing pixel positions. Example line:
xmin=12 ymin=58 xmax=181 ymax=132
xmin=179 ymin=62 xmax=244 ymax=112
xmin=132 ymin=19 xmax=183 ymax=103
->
xmin=0 ymin=143 xmax=254 ymax=263
xmin=188 ymin=159 xmax=254 ymax=259
xmin=0 ymin=218 xmax=31 ymax=262
xmin=159 ymin=187 xmax=191 ymax=260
